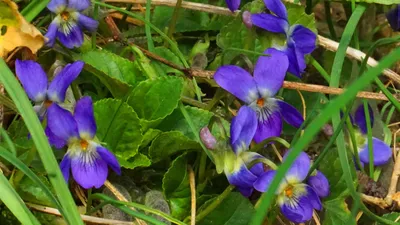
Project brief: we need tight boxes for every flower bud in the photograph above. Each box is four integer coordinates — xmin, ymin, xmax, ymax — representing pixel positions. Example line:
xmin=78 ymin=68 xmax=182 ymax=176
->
xmin=242 ymin=11 xmax=253 ymax=29
xmin=200 ymin=127 xmax=217 ymax=150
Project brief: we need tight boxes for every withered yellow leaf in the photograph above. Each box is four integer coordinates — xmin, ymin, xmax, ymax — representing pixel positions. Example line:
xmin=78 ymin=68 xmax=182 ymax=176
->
xmin=0 ymin=0 xmax=45 ymax=58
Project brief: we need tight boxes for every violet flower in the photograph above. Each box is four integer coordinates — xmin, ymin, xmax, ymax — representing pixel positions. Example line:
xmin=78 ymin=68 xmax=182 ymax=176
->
xmin=214 ymin=49 xmax=303 ymax=143
xmin=15 ymin=59 xmax=84 ymax=148
xmin=386 ymin=5 xmax=400 ymax=31
xmin=352 ymin=104 xmax=391 ymax=166
xmin=224 ymin=106 xmax=266 ymax=197
xmin=45 ymin=0 xmax=99 ymax=49
xmin=251 ymin=0 xmax=316 ymax=77
xmin=254 ymin=151 xmax=328 ymax=223
xmin=47 ymin=96 xmax=121 ymax=189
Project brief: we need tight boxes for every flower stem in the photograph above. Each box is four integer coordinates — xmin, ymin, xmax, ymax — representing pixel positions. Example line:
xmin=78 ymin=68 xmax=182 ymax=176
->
xmin=198 ymin=151 xmax=207 ymax=184
xmin=86 ymin=188 xmax=93 ymax=214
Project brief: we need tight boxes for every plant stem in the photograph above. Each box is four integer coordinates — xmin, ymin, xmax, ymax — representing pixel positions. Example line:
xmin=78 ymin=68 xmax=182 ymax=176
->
xmin=166 ymin=0 xmax=183 ymax=45
xmin=86 ymin=188 xmax=93 ymax=214
xmin=198 ymin=152 xmax=207 ymax=184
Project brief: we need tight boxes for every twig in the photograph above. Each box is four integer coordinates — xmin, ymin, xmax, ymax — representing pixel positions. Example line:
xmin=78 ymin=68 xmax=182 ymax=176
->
xmin=104 ymin=0 xmax=238 ymax=16
xmin=386 ymin=130 xmax=400 ymax=205
xmin=317 ymin=35 xmax=400 ymax=84
xmin=27 ymin=203 xmax=134 ymax=225
xmin=188 ymin=165 xmax=196 ymax=225
xmin=361 ymin=194 xmax=390 ymax=209
xmin=105 ymin=0 xmax=400 ymax=85
xmin=104 ymin=180 xmax=148 ymax=225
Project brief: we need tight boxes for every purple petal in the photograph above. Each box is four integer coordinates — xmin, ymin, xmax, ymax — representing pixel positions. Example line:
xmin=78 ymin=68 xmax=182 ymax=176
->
xmin=45 ymin=126 xmax=67 ymax=149
xmin=280 ymin=192 xmax=313 ymax=223
xmin=289 ymin=25 xmax=316 ymax=54
xmin=283 ymin=151 xmax=310 ymax=182
xmin=77 ymin=13 xmax=99 ymax=32
xmin=254 ymin=48 xmax=288 ymax=97
xmin=59 ymin=154 xmax=71 ymax=183
xmin=225 ymin=0 xmax=240 ymax=12
xmin=45 ymin=21 xmax=58 ymax=47
xmin=230 ymin=106 xmax=258 ymax=154
xmin=253 ymin=110 xmax=282 ymax=143
xmin=96 ymin=146 xmax=121 ymax=175
xmin=253 ymin=170 xmax=276 ymax=192
xmin=71 ymin=155 xmax=108 ymax=189
xmin=359 ymin=137 xmax=392 ymax=166
xmin=305 ymin=185 xmax=322 ymax=210
xmin=47 ymin=104 xmax=79 ymax=141
xmin=237 ymin=187 xmax=254 ymax=197
xmin=15 ymin=60 xmax=48 ymax=102
xmin=47 ymin=61 xmax=84 ymax=103
xmin=284 ymin=45 xmax=306 ymax=77
xmin=386 ymin=5 xmax=400 ymax=31
xmin=251 ymin=13 xmax=289 ymax=34
xmin=227 ymin=163 xmax=258 ymax=188
xmin=241 ymin=152 xmax=265 ymax=176
xmin=57 ymin=24 xmax=84 ymax=49
xmin=47 ymin=0 xmax=67 ymax=13
xmin=74 ymin=96 xmax=97 ymax=139
xmin=277 ymin=100 xmax=303 ymax=128
xmin=67 ymin=0 xmax=90 ymax=11
xmin=354 ymin=103 xmax=374 ymax=134
xmin=264 ymin=0 xmax=288 ymax=20
xmin=307 ymin=171 xmax=330 ymax=198
xmin=214 ymin=65 xmax=258 ymax=103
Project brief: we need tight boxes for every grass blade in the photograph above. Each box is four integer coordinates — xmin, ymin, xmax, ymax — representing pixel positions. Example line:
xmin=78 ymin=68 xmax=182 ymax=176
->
xmin=0 ymin=172 xmax=40 ymax=225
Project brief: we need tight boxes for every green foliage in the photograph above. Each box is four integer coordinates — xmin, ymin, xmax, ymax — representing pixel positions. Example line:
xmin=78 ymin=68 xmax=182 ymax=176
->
xmin=94 ymin=98 xmax=144 ymax=168
xmin=149 ymin=131 xmax=199 ymax=162
xmin=76 ymin=50 xmax=135 ymax=97
xmin=323 ymin=198 xmax=355 ymax=225
xmin=17 ymin=172 xmax=55 ymax=207
xmin=162 ymin=153 xmax=191 ymax=220
xmin=152 ymin=47 xmax=184 ymax=75
xmin=197 ymin=193 xmax=255 ymax=225
xmin=158 ymin=106 xmax=213 ymax=140
xmin=379 ymin=213 xmax=400 ymax=224
xmin=127 ymin=76 xmax=184 ymax=129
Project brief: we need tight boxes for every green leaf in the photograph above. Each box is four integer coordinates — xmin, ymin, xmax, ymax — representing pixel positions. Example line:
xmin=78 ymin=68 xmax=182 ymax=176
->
xmin=317 ymin=148 xmax=356 ymax=200
xmin=149 ymin=131 xmax=199 ymax=162
xmin=378 ymin=213 xmax=400 ymax=224
xmin=140 ymin=128 xmax=162 ymax=149
xmin=94 ymin=98 xmax=143 ymax=160
xmin=127 ymin=76 xmax=184 ymax=129
xmin=323 ymin=198 xmax=354 ymax=225
xmin=157 ymin=106 xmax=213 ymax=140
xmin=76 ymin=50 xmax=138 ymax=97
xmin=197 ymin=192 xmax=255 ymax=225
xmin=216 ymin=1 xmax=267 ymax=64
xmin=118 ymin=153 xmax=151 ymax=169
xmin=152 ymin=6 xmax=210 ymax=32
xmin=162 ymin=154 xmax=190 ymax=220
xmin=151 ymin=47 xmax=184 ymax=75
xmin=18 ymin=172 xmax=55 ymax=207
xmin=286 ymin=3 xmax=317 ymax=32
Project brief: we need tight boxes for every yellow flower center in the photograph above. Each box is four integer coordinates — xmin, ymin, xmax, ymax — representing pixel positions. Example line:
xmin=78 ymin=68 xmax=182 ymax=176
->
xmin=284 ymin=185 xmax=294 ymax=198
xmin=44 ymin=100 xmax=53 ymax=108
xmin=256 ymin=98 xmax=265 ymax=108
xmin=61 ymin=11 xmax=70 ymax=21
xmin=80 ymin=140 xmax=89 ymax=151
